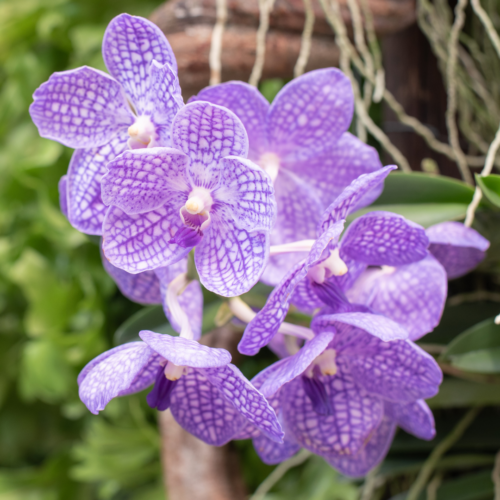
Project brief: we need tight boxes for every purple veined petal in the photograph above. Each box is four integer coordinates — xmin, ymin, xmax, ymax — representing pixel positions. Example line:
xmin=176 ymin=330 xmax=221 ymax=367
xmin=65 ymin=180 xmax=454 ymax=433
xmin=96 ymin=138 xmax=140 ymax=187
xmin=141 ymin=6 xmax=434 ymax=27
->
xmin=318 ymin=165 xmax=396 ymax=233
xmin=347 ymin=256 xmax=447 ymax=341
xmin=203 ymin=364 xmax=284 ymax=443
xmin=307 ymin=220 xmax=345 ymax=269
xmin=281 ymin=371 xmax=383 ymax=456
xmin=284 ymin=132 xmax=383 ymax=210
xmin=426 ymin=221 xmax=490 ymax=279
xmin=333 ymin=257 xmax=368 ymax=293
xmin=260 ymin=331 xmax=335 ymax=398
xmin=190 ymin=81 xmax=270 ymax=162
xmin=312 ymin=311 xmax=409 ymax=342
xmin=385 ymin=400 xmax=435 ymax=440
xmin=261 ymin=170 xmax=324 ymax=286
xmin=139 ymin=330 xmax=231 ymax=368
xmin=253 ymin=433 xmax=301 ymax=465
xmin=101 ymin=147 xmax=190 ymax=215
xmin=102 ymin=204 xmax=190 ymax=273
xmin=291 ymin=277 xmax=324 ymax=314
xmin=170 ymin=367 xmax=245 ymax=446
xmin=147 ymin=365 xmax=178 ymax=411
xmin=344 ymin=336 xmax=442 ymax=403
xmin=238 ymin=260 xmax=308 ymax=355
xmin=143 ymin=61 xmax=184 ymax=133
xmin=102 ymin=14 xmax=177 ymax=114
xmin=212 ymin=156 xmax=276 ymax=232
xmin=30 ymin=67 xmax=134 ymax=149
xmin=78 ymin=342 xmax=159 ymax=414
xmin=172 ymin=101 xmax=249 ymax=189
xmin=67 ymin=129 xmax=129 ymax=235
xmin=59 ymin=175 xmax=69 ymax=218
xmin=324 ymin=417 xmax=396 ymax=478
xmin=267 ymin=332 xmax=292 ymax=359
xmin=195 ymin=220 xmax=270 ymax=297
xmin=267 ymin=68 xmax=354 ymax=161
xmin=101 ymin=248 xmax=162 ymax=304
xmin=340 ymin=211 xmax=429 ymax=267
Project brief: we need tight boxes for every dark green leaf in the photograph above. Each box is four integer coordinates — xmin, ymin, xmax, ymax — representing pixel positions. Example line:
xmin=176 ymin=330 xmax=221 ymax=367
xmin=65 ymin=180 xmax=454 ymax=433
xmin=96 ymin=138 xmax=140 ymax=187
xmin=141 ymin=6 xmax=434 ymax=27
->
xmin=427 ymin=378 xmax=500 ymax=408
xmin=476 ymin=173 xmax=500 ymax=207
xmin=449 ymin=346 xmax=500 ymax=373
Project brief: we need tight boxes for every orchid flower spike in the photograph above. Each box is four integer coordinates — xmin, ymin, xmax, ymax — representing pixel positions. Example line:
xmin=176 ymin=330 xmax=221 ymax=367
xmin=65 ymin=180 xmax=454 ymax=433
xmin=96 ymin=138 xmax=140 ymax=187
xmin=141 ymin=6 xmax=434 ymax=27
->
xmin=101 ymin=101 xmax=277 ymax=297
xmin=30 ymin=14 xmax=182 ymax=235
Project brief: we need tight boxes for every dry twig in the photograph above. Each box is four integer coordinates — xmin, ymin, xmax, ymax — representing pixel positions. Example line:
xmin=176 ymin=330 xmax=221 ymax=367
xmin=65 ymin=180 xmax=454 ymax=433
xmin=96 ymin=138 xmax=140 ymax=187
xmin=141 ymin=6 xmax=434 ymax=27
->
xmin=294 ymin=0 xmax=315 ymax=77
xmin=209 ymin=0 xmax=228 ymax=86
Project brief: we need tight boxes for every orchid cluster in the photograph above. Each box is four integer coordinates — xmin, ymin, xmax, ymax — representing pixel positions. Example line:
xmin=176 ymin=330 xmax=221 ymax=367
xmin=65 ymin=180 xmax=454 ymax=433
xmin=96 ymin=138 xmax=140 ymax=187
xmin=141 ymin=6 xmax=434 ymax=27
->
xmin=30 ymin=14 xmax=490 ymax=478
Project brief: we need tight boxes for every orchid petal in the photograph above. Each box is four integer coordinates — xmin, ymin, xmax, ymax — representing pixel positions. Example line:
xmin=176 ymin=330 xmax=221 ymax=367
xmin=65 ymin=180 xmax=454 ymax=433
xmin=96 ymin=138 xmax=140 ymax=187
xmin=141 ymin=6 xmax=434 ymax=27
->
xmin=267 ymin=68 xmax=354 ymax=161
xmin=102 ymin=14 xmax=177 ymax=113
xmin=253 ymin=434 xmax=301 ymax=465
xmin=139 ymin=330 xmax=231 ymax=368
xmin=172 ymin=101 xmax=248 ymax=188
xmin=340 ymin=211 xmax=429 ymax=266
xmin=385 ymin=400 xmax=436 ymax=440
xmin=101 ymin=147 xmax=190 ymax=215
xmin=78 ymin=342 xmax=160 ymax=414
xmin=204 ymin=364 xmax=284 ymax=443
xmin=319 ymin=165 xmax=396 ymax=233
xmin=30 ymin=67 xmax=133 ymax=149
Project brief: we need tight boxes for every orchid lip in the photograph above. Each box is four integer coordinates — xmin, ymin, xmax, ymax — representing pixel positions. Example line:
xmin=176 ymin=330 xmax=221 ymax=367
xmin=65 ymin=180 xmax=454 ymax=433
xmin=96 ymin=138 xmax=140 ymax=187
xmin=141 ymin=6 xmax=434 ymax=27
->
xmin=127 ymin=115 xmax=157 ymax=149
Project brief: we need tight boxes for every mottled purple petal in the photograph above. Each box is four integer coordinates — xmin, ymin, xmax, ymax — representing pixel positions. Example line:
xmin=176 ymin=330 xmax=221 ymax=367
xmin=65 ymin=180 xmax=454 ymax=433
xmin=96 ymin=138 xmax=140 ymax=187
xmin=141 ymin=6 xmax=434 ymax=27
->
xmin=427 ymin=221 xmax=489 ymax=279
xmin=102 ymin=250 xmax=162 ymax=304
xmin=260 ymin=332 xmax=335 ymax=397
xmin=268 ymin=69 xmax=353 ymax=161
xmin=67 ymin=130 xmax=128 ymax=235
xmin=78 ymin=342 xmax=159 ymax=414
xmin=307 ymin=220 xmax=345 ymax=269
xmin=238 ymin=260 xmax=307 ymax=355
xmin=102 ymin=14 xmax=177 ymax=113
xmin=195 ymin=222 xmax=269 ymax=297
xmin=191 ymin=81 xmax=269 ymax=161
xmin=172 ymin=101 xmax=248 ymax=188
xmin=30 ymin=67 xmax=133 ymax=149
xmin=204 ymin=364 xmax=284 ymax=443
xmin=282 ymin=373 xmax=383 ymax=456
xmin=102 ymin=205 xmax=190 ymax=273
xmin=101 ymin=147 xmax=189 ymax=214
xmin=267 ymin=332 xmax=292 ymax=359
xmin=143 ymin=60 xmax=183 ymax=131
xmin=319 ymin=165 xmax=396 ymax=233
xmin=291 ymin=277 xmax=324 ymax=314
xmin=212 ymin=156 xmax=276 ymax=231
xmin=312 ymin=311 xmax=409 ymax=342
xmin=385 ymin=400 xmax=435 ymax=440
xmin=285 ymin=132 xmax=383 ymax=209
xmin=348 ymin=256 xmax=447 ymax=341
xmin=59 ymin=175 xmax=68 ymax=218
xmin=139 ymin=330 xmax=231 ymax=368
xmin=170 ymin=368 xmax=244 ymax=446
xmin=325 ymin=417 xmax=396 ymax=477
xmin=346 ymin=337 xmax=442 ymax=403
xmin=253 ymin=433 xmax=301 ymax=465
xmin=340 ymin=211 xmax=429 ymax=266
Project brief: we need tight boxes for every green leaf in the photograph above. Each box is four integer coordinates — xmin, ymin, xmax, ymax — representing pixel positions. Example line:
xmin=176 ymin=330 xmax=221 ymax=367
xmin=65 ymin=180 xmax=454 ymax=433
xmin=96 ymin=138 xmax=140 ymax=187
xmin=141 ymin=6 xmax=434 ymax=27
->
xmin=348 ymin=203 xmax=468 ymax=228
xmin=259 ymin=78 xmax=286 ymax=103
xmin=373 ymin=172 xmax=474 ymax=205
xmin=442 ymin=317 xmax=500 ymax=358
xmin=114 ymin=305 xmax=174 ymax=345
xmin=476 ymin=173 xmax=500 ymax=207
xmin=449 ymin=346 xmax=500 ymax=373
xmin=427 ymin=378 xmax=500 ymax=408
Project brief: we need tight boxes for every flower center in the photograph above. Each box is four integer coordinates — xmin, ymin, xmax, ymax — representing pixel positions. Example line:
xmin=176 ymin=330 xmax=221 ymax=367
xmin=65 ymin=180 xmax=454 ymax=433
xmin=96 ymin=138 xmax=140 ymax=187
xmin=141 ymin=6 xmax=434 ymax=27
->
xmin=258 ymin=152 xmax=280 ymax=182
xmin=179 ymin=187 xmax=213 ymax=231
xmin=164 ymin=361 xmax=186 ymax=381
xmin=127 ymin=115 xmax=158 ymax=149
xmin=314 ymin=349 xmax=338 ymax=376
xmin=307 ymin=248 xmax=348 ymax=284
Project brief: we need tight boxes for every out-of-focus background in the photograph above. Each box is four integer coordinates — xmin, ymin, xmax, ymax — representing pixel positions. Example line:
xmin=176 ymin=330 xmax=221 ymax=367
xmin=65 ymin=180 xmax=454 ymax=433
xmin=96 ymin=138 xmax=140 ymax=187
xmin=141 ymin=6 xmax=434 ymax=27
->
xmin=2 ymin=0 xmax=500 ymax=499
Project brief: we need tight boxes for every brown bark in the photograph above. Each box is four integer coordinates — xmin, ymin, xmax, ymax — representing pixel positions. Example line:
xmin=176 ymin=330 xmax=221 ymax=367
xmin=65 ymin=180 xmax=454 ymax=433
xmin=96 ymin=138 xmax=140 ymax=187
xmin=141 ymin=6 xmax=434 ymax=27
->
xmin=151 ymin=0 xmax=416 ymax=98
xmin=159 ymin=325 xmax=247 ymax=500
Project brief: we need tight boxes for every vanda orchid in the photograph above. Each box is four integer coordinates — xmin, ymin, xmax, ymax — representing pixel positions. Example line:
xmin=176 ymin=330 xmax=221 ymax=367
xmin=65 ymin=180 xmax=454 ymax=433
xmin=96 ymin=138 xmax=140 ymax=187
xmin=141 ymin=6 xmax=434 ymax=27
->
xmin=29 ymin=11 xmax=491 ymax=484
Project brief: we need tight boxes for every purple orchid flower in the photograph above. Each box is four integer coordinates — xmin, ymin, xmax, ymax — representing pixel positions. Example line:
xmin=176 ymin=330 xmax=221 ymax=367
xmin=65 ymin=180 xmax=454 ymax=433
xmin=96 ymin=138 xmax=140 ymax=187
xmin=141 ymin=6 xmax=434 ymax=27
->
xmin=78 ymin=330 xmax=284 ymax=446
xmin=344 ymin=221 xmax=489 ymax=341
xmin=191 ymin=69 xmax=383 ymax=285
xmin=235 ymin=311 xmax=440 ymax=468
xmin=426 ymin=221 xmax=490 ymax=279
xmin=100 ymin=101 xmax=277 ymax=297
xmin=30 ymin=14 xmax=182 ymax=235
xmin=238 ymin=166 xmax=430 ymax=355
